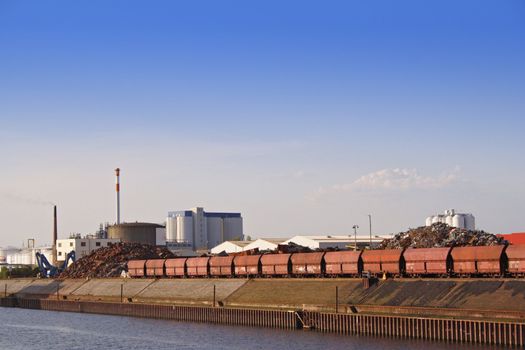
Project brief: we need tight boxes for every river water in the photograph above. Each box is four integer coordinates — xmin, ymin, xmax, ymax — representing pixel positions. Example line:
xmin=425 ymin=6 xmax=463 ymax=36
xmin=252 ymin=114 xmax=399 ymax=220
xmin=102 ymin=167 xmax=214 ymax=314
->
xmin=0 ymin=308 xmax=498 ymax=350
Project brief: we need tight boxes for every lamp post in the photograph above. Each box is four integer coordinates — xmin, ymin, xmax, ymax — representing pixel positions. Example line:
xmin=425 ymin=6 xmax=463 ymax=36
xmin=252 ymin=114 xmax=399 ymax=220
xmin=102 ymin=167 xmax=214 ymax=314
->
xmin=368 ymin=214 xmax=372 ymax=249
xmin=352 ymin=225 xmax=359 ymax=251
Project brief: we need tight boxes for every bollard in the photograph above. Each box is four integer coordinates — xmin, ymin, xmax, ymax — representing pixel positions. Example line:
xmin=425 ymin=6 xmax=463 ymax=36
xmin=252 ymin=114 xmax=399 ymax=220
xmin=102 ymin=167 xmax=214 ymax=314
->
xmin=4 ymin=283 xmax=7 ymax=298
xmin=335 ymin=286 xmax=339 ymax=313
xmin=120 ymin=284 xmax=123 ymax=303
xmin=56 ymin=284 xmax=59 ymax=300
xmin=213 ymin=285 xmax=216 ymax=308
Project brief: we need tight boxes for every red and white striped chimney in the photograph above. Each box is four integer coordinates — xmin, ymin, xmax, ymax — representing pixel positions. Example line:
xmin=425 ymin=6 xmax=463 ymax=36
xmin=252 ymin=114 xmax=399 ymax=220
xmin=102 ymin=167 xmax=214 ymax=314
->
xmin=115 ymin=168 xmax=120 ymax=224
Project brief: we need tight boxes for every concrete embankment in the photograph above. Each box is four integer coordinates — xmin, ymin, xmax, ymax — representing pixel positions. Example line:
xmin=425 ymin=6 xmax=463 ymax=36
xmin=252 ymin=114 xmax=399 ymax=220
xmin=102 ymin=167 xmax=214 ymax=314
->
xmin=3 ymin=278 xmax=525 ymax=319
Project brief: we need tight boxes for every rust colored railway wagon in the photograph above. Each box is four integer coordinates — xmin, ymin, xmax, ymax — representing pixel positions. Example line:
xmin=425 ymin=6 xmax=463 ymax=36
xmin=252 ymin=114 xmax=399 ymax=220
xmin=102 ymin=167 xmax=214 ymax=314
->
xmin=233 ymin=255 xmax=262 ymax=276
xmin=145 ymin=259 xmax=166 ymax=277
xmin=260 ymin=253 xmax=292 ymax=276
xmin=451 ymin=245 xmax=506 ymax=275
xmin=165 ymin=258 xmax=187 ymax=277
xmin=506 ymin=245 xmax=525 ymax=275
xmin=209 ymin=256 xmax=235 ymax=277
xmin=291 ymin=252 xmax=325 ymax=275
xmin=127 ymin=260 xmax=147 ymax=278
xmin=324 ymin=251 xmax=362 ymax=276
xmin=186 ymin=257 xmax=210 ymax=277
xmin=361 ymin=249 xmax=404 ymax=275
xmin=404 ymin=247 xmax=452 ymax=276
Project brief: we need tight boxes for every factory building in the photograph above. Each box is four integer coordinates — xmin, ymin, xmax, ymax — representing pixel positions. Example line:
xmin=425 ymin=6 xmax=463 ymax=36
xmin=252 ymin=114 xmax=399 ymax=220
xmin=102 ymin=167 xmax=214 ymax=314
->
xmin=56 ymin=237 xmax=120 ymax=261
xmin=108 ymin=222 xmax=166 ymax=246
xmin=166 ymin=207 xmax=243 ymax=251
xmin=425 ymin=209 xmax=475 ymax=230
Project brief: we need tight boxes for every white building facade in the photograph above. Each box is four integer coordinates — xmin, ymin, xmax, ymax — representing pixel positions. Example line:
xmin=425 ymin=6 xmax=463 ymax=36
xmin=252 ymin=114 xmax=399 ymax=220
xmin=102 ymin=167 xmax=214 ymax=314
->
xmin=56 ymin=238 xmax=120 ymax=261
xmin=166 ymin=207 xmax=243 ymax=251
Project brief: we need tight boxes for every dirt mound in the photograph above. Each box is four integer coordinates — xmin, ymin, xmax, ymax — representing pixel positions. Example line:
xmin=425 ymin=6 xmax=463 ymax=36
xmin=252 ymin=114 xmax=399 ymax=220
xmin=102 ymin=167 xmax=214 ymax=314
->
xmin=379 ymin=223 xmax=506 ymax=249
xmin=59 ymin=242 xmax=175 ymax=278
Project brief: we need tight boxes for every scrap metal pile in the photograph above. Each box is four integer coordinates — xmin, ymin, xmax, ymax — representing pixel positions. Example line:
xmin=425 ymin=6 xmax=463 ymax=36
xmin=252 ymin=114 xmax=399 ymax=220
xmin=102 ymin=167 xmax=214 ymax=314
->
xmin=379 ymin=223 xmax=505 ymax=249
xmin=59 ymin=242 xmax=175 ymax=278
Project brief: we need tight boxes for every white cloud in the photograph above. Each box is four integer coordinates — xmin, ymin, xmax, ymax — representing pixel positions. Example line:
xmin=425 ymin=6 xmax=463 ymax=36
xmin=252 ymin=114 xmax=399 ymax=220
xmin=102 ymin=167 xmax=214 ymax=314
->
xmin=316 ymin=167 xmax=461 ymax=196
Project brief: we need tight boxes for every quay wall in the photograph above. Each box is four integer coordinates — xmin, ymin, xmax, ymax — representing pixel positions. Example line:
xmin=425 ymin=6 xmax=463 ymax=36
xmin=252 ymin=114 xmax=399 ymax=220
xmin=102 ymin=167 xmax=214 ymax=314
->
xmin=2 ymin=297 xmax=523 ymax=347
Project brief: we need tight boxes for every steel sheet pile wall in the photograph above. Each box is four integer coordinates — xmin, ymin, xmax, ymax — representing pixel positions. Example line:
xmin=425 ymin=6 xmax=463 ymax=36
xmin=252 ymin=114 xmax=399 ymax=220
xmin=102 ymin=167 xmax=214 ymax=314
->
xmin=9 ymin=298 xmax=525 ymax=347
xmin=16 ymin=299 xmax=297 ymax=330
xmin=302 ymin=311 xmax=525 ymax=347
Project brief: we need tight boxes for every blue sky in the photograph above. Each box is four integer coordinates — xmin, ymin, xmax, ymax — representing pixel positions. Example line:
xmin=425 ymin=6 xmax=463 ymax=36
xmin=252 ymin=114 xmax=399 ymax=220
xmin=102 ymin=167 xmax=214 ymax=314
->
xmin=0 ymin=1 xmax=524 ymax=246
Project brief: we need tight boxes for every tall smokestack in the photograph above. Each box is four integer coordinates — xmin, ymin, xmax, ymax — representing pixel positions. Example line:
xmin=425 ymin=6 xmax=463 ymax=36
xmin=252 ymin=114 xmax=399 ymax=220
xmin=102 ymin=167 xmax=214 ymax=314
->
xmin=115 ymin=168 xmax=120 ymax=224
xmin=53 ymin=205 xmax=57 ymax=265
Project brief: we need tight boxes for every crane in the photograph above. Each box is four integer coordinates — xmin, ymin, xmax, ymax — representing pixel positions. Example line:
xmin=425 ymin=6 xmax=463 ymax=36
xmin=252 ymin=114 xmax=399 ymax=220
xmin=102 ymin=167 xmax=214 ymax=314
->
xmin=35 ymin=251 xmax=76 ymax=278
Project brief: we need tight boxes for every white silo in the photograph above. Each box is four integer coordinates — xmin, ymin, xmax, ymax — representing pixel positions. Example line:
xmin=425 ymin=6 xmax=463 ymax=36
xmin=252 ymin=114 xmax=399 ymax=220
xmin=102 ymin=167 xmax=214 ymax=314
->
xmin=223 ymin=217 xmax=243 ymax=241
xmin=177 ymin=215 xmax=194 ymax=247
xmin=206 ymin=217 xmax=223 ymax=248
xmin=452 ymin=214 xmax=465 ymax=229
xmin=166 ymin=216 xmax=177 ymax=242
xmin=445 ymin=214 xmax=454 ymax=227
xmin=431 ymin=216 xmax=441 ymax=224
xmin=425 ymin=216 xmax=433 ymax=226
xmin=464 ymin=214 xmax=475 ymax=230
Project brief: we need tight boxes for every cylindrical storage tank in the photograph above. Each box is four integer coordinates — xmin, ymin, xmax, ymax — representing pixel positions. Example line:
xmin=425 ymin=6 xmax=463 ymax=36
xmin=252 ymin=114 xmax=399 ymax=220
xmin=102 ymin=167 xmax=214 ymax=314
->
xmin=177 ymin=216 xmax=194 ymax=247
xmin=431 ymin=216 xmax=441 ymax=224
xmin=464 ymin=214 xmax=475 ymax=230
xmin=445 ymin=215 xmax=454 ymax=227
xmin=452 ymin=214 xmax=465 ymax=229
xmin=425 ymin=217 xmax=433 ymax=227
xmin=108 ymin=223 xmax=163 ymax=245
xmin=166 ymin=217 xmax=177 ymax=242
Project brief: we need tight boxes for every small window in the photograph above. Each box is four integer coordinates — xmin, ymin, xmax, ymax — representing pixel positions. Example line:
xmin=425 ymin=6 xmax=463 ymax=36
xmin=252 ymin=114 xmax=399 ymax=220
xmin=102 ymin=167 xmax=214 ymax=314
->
xmin=96 ymin=242 xmax=101 ymax=247
xmin=70 ymin=242 xmax=73 ymax=247
xmin=58 ymin=251 xmax=62 ymax=256
xmin=80 ymin=242 xmax=86 ymax=247
xmin=58 ymin=243 xmax=62 ymax=247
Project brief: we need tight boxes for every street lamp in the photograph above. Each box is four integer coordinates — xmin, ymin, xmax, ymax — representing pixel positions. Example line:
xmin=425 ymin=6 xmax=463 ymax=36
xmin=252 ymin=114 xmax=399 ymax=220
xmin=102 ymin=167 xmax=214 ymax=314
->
xmin=352 ymin=225 xmax=359 ymax=251
xmin=368 ymin=214 xmax=372 ymax=249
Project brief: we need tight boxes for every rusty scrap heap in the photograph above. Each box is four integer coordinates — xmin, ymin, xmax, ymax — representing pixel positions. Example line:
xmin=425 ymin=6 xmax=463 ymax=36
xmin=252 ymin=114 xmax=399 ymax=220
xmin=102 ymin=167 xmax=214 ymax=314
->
xmin=379 ymin=223 xmax=505 ymax=249
xmin=59 ymin=242 xmax=175 ymax=278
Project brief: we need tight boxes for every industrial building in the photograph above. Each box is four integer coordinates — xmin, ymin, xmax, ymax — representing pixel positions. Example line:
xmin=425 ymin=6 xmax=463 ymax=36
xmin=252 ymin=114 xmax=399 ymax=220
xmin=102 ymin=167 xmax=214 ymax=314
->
xmin=166 ymin=207 xmax=243 ymax=251
xmin=210 ymin=240 xmax=252 ymax=254
xmin=56 ymin=237 xmax=120 ymax=261
xmin=108 ymin=222 xmax=166 ymax=246
xmin=284 ymin=235 xmax=386 ymax=250
xmin=243 ymin=238 xmax=288 ymax=251
xmin=5 ymin=247 xmax=53 ymax=266
xmin=425 ymin=209 xmax=475 ymax=230
xmin=209 ymin=235 xmax=387 ymax=254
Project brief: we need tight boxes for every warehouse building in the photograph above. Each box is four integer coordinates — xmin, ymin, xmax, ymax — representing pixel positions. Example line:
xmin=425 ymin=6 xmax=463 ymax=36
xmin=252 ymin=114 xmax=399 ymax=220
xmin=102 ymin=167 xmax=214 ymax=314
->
xmin=166 ymin=207 xmax=243 ymax=251
xmin=210 ymin=240 xmax=252 ymax=254
xmin=284 ymin=235 xmax=386 ymax=250
xmin=243 ymin=238 xmax=288 ymax=251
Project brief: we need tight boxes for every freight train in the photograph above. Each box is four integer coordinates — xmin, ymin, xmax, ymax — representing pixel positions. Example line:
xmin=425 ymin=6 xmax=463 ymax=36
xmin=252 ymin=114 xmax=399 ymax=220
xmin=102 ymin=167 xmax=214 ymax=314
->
xmin=127 ymin=244 xmax=525 ymax=278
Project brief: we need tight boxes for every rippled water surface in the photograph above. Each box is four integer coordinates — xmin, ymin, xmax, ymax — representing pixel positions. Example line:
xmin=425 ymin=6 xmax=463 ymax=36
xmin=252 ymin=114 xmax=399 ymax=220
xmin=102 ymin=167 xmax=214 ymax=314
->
xmin=0 ymin=308 xmax=499 ymax=350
